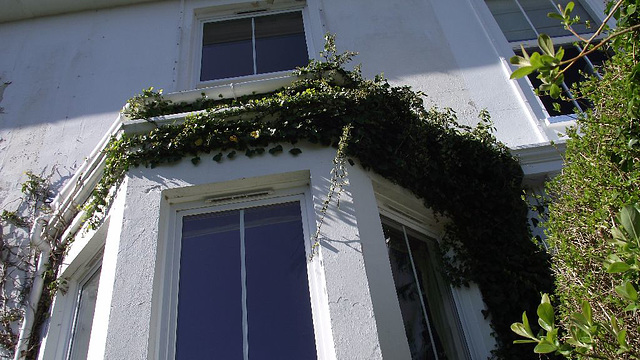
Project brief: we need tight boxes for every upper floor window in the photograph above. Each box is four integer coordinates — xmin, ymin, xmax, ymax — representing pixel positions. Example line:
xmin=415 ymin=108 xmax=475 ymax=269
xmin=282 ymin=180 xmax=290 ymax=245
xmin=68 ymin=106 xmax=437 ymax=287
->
xmin=485 ymin=0 xmax=596 ymax=42
xmin=200 ymin=11 xmax=308 ymax=82
xmin=485 ymin=0 xmax=604 ymax=117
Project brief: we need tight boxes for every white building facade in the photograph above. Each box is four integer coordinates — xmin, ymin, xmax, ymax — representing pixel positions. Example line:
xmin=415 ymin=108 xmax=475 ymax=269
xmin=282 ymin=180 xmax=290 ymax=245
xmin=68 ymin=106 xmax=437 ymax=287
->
xmin=0 ymin=0 xmax=607 ymax=359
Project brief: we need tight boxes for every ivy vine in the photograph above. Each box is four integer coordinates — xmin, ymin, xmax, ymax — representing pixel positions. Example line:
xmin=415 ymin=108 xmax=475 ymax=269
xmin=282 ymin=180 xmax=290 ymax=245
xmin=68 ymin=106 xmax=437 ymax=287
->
xmin=81 ymin=35 xmax=552 ymax=358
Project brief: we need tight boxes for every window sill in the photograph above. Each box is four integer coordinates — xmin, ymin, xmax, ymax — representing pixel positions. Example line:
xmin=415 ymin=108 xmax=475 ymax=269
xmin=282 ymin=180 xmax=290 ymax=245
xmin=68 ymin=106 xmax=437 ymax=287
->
xmin=196 ymin=70 xmax=297 ymax=90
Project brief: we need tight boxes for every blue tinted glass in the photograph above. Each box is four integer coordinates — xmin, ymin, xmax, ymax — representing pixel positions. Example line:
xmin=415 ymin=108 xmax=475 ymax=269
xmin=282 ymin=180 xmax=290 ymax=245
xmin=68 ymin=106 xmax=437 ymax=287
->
xmin=245 ymin=202 xmax=317 ymax=360
xmin=201 ymin=18 xmax=254 ymax=81
xmin=255 ymin=12 xmax=308 ymax=74
xmin=176 ymin=210 xmax=243 ymax=359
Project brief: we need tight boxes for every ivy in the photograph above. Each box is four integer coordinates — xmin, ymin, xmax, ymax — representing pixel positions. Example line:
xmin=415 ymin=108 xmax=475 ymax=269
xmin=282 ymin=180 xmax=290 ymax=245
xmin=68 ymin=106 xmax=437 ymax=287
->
xmin=83 ymin=35 xmax=552 ymax=358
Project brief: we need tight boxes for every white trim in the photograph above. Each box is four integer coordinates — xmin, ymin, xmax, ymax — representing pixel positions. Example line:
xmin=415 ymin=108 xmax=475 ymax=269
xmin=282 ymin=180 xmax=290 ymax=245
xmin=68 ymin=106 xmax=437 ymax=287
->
xmin=158 ymin=184 xmax=333 ymax=360
xmin=470 ymin=0 xmax=602 ymax=138
xmin=37 ymin=223 xmax=107 ymax=360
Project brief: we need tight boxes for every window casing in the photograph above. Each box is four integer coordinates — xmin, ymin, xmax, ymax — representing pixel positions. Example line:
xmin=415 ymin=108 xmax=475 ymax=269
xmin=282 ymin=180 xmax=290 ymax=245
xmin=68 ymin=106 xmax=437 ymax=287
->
xmin=66 ymin=265 xmax=102 ymax=360
xmin=382 ymin=216 xmax=470 ymax=360
xmin=485 ymin=0 xmax=603 ymax=118
xmin=166 ymin=195 xmax=320 ymax=359
xmin=199 ymin=10 xmax=309 ymax=83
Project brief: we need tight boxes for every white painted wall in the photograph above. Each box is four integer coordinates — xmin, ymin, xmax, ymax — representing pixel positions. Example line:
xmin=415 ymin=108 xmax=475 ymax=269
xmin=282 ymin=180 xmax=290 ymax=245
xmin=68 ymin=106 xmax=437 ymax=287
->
xmin=0 ymin=0 xmax=561 ymax=214
xmin=102 ymin=146 xmax=389 ymax=359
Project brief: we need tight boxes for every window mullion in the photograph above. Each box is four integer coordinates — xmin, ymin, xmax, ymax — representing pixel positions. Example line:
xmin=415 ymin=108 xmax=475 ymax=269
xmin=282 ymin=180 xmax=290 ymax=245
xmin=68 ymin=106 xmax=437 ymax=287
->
xmin=401 ymin=225 xmax=439 ymax=360
xmin=561 ymin=82 xmax=584 ymax=112
xmin=513 ymin=0 xmax=540 ymax=38
xmin=240 ymin=209 xmax=249 ymax=360
xmin=251 ymin=17 xmax=257 ymax=75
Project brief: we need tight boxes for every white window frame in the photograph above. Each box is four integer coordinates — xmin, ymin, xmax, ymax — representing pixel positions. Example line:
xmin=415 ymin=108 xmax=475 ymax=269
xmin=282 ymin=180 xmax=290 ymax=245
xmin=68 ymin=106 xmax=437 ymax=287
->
xmin=373 ymin=175 xmax=493 ymax=358
xmin=193 ymin=5 xmax=313 ymax=89
xmin=378 ymin=211 xmax=472 ymax=360
xmin=474 ymin=0 xmax=606 ymax=125
xmin=37 ymin=219 xmax=108 ymax=360
xmin=64 ymin=262 xmax=102 ymax=360
xmin=157 ymin=186 xmax=334 ymax=360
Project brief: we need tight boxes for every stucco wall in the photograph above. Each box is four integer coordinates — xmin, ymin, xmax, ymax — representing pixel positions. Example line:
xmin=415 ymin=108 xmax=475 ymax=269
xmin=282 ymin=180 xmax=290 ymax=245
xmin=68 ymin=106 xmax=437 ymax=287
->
xmin=0 ymin=0 xmax=558 ymax=215
xmin=97 ymin=146 xmax=405 ymax=359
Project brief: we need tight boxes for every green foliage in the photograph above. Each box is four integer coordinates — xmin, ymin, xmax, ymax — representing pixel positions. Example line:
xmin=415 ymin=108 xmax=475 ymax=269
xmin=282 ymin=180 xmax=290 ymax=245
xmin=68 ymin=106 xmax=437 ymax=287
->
xmin=510 ymin=1 xmax=640 ymax=100
xmin=510 ymin=1 xmax=640 ymax=358
xmin=0 ymin=171 xmax=54 ymax=355
xmin=512 ymin=206 xmax=640 ymax=359
xmin=88 ymin=34 xmax=552 ymax=358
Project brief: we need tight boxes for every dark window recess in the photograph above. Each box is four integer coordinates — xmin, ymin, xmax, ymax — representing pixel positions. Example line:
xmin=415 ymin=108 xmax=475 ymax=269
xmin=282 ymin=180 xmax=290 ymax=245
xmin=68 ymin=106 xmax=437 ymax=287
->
xmin=520 ymin=46 xmax=608 ymax=116
xmin=383 ymin=219 xmax=470 ymax=360
xmin=201 ymin=12 xmax=308 ymax=82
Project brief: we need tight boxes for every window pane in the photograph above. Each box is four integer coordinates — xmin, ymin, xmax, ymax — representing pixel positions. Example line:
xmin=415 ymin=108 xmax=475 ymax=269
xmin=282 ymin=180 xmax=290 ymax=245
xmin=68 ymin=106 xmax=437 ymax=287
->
xmin=176 ymin=210 xmax=243 ymax=359
xmin=518 ymin=0 xmax=566 ymax=38
xmin=201 ymin=18 xmax=254 ymax=81
xmin=255 ymin=12 xmax=308 ymax=74
xmin=486 ymin=0 xmax=596 ymax=41
xmin=486 ymin=0 xmax=537 ymax=41
xmin=384 ymin=225 xmax=445 ymax=360
xmin=68 ymin=267 xmax=101 ymax=360
xmin=245 ymin=202 xmax=316 ymax=360
xmin=383 ymin=219 xmax=470 ymax=360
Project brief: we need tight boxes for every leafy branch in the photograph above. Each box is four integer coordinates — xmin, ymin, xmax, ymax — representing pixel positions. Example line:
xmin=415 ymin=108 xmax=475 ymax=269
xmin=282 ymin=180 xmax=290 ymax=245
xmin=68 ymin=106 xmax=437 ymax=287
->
xmin=509 ymin=0 xmax=640 ymax=100
xmin=512 ymin=205 xmax=640 ymax=359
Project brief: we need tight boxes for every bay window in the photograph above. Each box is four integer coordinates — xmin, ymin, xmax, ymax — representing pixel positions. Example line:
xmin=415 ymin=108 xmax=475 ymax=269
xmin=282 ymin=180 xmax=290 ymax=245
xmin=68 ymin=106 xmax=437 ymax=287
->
xmin=174 ymin=200 xmax=317 ymax=359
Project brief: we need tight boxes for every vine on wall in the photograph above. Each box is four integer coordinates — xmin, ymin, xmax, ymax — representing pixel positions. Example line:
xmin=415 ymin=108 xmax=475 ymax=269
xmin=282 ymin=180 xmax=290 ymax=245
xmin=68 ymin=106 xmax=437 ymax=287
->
xmin=77 ymin=35 xmax=552 ymax=358
xmin=0 ymin=171 xmax=53 ymax=355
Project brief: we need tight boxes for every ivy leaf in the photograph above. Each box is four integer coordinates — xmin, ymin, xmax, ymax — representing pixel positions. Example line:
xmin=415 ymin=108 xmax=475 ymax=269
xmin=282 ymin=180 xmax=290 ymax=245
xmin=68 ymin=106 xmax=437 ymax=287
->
xmin=191 ymin=156 xmax=201 ymax=165
xmin=213 ymin=153 xmax=223 ymax=162
xmin=289 ymin=148 xmax=302 ymax=155
xmin=227 ymin=151 xmax=236 ymax=159
xmin=268 ymin=145 xmax=283 ymax=155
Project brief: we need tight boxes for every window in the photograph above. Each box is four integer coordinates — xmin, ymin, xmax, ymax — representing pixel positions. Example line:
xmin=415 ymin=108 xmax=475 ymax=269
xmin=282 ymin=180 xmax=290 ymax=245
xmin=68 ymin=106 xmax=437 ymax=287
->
xmin=66 ymin=265 xmax=101 ymax=360
xmin=382 ymin=217 xmax=470 ymax=360
xmin=174 ymin=201 xmax=317 ymax=359
xmin=200 ymin=11 xmax=308 ymax=82
xmin=485 ymin=0 xmax=604 ymax=117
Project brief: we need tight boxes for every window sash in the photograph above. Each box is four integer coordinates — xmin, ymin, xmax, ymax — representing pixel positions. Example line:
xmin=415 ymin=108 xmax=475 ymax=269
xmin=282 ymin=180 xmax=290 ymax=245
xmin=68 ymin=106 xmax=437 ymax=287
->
xmin=485 ymin=0 xmax=596 ymax=42
xmin=200 ymin=11 xmax=308 ymax=82
xmin=173 ymin=199 xmax=318 ymax=360
xmin=66 ymin=266 xmax=102 ymax=360
xmin=383 ymin=217 xmax=470 ymax=360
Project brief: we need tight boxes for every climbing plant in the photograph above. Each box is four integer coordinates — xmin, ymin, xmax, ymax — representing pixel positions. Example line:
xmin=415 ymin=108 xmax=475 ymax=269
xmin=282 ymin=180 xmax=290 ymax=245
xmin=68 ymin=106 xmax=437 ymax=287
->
xmin=0 ymin=171 xmax=53 ymax=355
xmin=70 ymin=35 xmax=552 ymax=359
